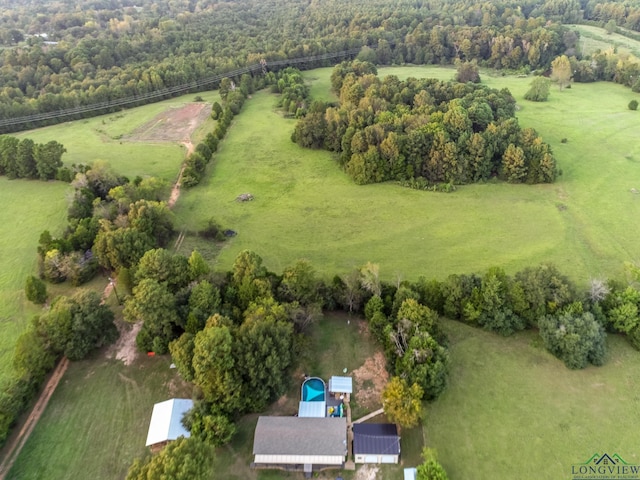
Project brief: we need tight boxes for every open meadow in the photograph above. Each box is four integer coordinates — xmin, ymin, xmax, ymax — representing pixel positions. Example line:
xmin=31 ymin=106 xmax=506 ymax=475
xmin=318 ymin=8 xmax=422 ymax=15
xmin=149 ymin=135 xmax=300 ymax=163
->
xmin=0 ymin=178 xmax=69 ymax=382
xmin=175 ymin=66 xmax=640 ymax=284
xmin=428 ymin=320 xmax=640 ymax=480
xmin=15 ymin=91 xmax=221 ymax=181
xmin=6 ymin=63 xmax=640 ymax=480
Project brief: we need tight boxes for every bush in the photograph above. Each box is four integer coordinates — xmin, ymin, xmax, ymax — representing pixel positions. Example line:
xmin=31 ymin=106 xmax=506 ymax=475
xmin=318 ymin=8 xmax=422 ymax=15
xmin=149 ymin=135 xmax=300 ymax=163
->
xmin=629 ymin=99 xmax=638 ymax=111
xmin=25 ymin=275 xmax=47 ymax=304
xmin=539 ymin=311 xmax=607 ymax=369
xmin=524 ymin=77 xmax=551 ymax=102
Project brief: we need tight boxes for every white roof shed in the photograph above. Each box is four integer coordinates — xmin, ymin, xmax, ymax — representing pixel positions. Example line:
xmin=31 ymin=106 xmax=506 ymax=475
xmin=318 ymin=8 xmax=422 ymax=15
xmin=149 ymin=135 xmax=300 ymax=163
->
xmin=145 ymin=398 xmax=193 ymax=447
xmin=404 ymin=467 xmax=417 ymax=480
xmin=298 ymin=401 xmax=326 ymax=418
xmin=328 ymin=376 xmax=353 ymax=394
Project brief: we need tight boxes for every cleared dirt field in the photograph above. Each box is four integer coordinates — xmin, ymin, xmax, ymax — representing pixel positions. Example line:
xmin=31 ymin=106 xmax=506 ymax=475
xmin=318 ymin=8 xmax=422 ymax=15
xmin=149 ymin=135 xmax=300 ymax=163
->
xmin=126 ymin=102 xmax=211 ymax=143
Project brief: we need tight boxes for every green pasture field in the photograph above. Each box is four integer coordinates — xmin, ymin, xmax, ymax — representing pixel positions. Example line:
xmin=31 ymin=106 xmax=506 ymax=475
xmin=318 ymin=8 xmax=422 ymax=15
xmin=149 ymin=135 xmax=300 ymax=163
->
xmin=15 ymin=90 xmax=221 ymax=181
xmin=427 ymin=319 xmax=640 ymax=479
xmin=175 ymin=66 xmax=640 ymax=283
xmin=569 ymin=24 xmax=640 ymax=58
xmin=0 ymin=178 xmax=69 ymax=382
xmin=6 ymin=352 xmax=192 ymax=480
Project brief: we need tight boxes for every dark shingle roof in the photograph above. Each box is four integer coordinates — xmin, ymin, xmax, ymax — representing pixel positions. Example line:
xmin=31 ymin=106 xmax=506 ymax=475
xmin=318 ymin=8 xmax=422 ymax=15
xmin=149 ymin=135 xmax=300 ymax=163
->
xmin=353 ymin=423 xmax=400 ymax=455
xmin=253 ymin=416 xmax=347 ymax=456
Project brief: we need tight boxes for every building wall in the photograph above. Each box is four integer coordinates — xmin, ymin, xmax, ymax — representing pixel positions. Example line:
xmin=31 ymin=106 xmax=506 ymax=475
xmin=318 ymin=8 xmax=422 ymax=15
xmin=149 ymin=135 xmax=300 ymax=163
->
xmin=355 ymin=454 xmax=399 ymax=464
xmin=254 ymin=454 xmax=344 ymax=465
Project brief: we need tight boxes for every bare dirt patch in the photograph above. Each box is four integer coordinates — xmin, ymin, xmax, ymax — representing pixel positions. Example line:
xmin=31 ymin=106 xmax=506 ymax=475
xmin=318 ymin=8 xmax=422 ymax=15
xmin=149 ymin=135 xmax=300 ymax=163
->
xmin=127 ymin=103 xmax=211 ymax=143
xmin=106 ymin=320 xmax=142 ymax=366
xmin=352 ymin=351 xmax=389 ymax=410
xmin=354 ymin=464 xmax=380 ymax=480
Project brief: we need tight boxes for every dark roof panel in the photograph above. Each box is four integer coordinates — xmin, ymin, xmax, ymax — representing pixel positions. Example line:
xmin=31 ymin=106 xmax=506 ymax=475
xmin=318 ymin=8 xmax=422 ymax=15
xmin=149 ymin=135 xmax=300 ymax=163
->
xmin=353 ymin=423 xmax=400 ymax=455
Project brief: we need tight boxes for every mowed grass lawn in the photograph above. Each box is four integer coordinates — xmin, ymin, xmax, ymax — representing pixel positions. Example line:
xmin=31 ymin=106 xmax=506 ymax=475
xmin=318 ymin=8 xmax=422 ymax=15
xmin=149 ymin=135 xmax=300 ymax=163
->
xmin=175 ymin=67 xmax=640 ymax=282
xmin=0 ymin=178 xmax=69 ymax=382
xmin=7 ymin=353 xmax=192 ymax=480
xmin=427 ymin=320 xmax=640 ymax=479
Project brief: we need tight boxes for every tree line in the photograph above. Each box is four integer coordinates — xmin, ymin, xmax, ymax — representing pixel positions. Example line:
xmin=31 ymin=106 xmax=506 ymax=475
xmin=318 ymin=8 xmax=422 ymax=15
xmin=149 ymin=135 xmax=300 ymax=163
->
xmin=293 ymin=60 xmax=557 ymax=186
xmin=0 ymin=0 xmax=580 ymax=129
xmin=0 ymin=135 xmax=66 ymax=181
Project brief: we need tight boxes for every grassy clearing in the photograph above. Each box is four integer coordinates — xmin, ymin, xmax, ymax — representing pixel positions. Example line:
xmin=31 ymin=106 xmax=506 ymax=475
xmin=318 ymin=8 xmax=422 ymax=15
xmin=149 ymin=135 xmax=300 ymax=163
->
xmin=0 ymin=178 xmax=69 ymax=382
xmin=6 ymin=353 xmax=192 ymax=480
xmin=426 ymin=320 xmax=640 ymax=479
xmin=176 ymin=67 xmax=640 ymax=283
xmin=569 ymin=24 xmax=640 ymax=57
xmin=14 ymin=91 xmax=221 ymax=181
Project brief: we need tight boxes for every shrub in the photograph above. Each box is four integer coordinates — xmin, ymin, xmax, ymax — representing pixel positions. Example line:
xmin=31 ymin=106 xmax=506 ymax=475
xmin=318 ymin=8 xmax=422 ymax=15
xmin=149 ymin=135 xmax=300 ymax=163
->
xmin=25 ymin=275 xmax=47 ymax=304
xmin=539 ymin=311 xmax=607 ymax=369
xmin=629 ymin=100 xmax=638 ymax=111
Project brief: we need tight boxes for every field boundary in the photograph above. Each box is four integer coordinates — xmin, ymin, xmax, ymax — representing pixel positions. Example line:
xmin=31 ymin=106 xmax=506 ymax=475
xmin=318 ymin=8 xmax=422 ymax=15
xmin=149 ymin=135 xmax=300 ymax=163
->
xmin=0 ymin=357 xmax=70 ymax=480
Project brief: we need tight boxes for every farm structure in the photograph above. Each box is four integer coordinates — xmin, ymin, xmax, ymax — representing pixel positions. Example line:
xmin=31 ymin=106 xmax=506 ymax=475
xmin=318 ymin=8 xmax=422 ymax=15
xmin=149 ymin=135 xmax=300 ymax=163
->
xmin=145 ymin=398 xmax=193 ymax=452
xmin=353 ymin=423 xmax=401 ymax=464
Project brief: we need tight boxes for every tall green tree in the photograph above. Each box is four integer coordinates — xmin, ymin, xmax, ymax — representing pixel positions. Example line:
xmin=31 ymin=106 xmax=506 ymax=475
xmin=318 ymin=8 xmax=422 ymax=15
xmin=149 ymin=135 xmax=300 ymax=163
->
xmin=236 ymin=308 xmax=294 ymax=411
xmin=192 ymin=322 xmax=243 ymax=414
xmin=124 ymin=279 xmax=180 ymax=353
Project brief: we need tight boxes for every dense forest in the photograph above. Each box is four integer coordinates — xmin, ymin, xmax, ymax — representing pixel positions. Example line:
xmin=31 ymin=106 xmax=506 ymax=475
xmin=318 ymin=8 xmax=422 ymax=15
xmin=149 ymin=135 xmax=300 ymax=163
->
xmin=1 ymin=0 xmax=640 ymax=130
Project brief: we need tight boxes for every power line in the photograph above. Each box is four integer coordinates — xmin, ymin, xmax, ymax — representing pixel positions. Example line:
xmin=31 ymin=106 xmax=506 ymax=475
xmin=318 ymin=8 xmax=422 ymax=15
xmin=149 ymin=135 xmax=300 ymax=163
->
xmin=0 ymin=47 xmax=363 ymax=131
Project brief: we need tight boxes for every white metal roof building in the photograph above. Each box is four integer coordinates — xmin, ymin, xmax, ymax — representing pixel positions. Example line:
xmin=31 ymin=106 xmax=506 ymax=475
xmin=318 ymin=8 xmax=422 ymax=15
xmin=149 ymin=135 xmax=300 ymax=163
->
xmin=252 ymin=416 xmax=347 ymax=472
xmin=298 ymin=401 xmax=326 ymax=418
xmin=404 ymin=467 xmax=417 ymax=480
xmin=145 ymin=398 xmax=193 ymax=447
xmin=328 ymin=376 xmax=353 ymax=394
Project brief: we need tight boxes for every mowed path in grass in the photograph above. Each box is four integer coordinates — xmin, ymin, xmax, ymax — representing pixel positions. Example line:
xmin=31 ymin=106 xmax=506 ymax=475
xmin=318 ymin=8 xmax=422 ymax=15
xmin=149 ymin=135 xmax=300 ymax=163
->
xmin=0 ymin=179 xmax=68 ymax=382
xmin=428 ymin=320 xmax=640 ymax=479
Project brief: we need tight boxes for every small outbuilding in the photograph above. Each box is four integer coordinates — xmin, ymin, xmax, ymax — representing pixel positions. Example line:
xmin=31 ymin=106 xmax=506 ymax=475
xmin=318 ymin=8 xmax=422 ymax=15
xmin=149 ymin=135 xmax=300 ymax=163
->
xmin=252 ymin=416 xmax=347 ymax=474
xmin=328 ymin=376 xmax=353 ymax=396
xmin=404 ymin=467 xmax=418 ymax=480
xmin=353 ymin=423 xmax=401 ymax=464
xmin=145 ymin=398 xmax=193 ymax=451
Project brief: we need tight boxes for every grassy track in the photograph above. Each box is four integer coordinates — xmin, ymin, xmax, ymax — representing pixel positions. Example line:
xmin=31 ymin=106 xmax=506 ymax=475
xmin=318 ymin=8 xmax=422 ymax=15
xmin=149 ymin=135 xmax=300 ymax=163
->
xmin=175 ymin=67 xmax=640 ymax=283
xmin=0 ymin=178 xmax=69 ymax=382
xmin=6 ymin=354 xmax=191 ymax=480
xmin=568 ymin=24 xmax=640 ymax=57
xmin=427 ymin=320 xmax=640 ymax=479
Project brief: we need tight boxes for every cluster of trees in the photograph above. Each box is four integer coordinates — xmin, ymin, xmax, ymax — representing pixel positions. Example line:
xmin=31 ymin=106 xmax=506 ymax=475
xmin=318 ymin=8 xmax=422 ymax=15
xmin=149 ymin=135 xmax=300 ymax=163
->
xmin=37 ymin=161 xmax=170 ymax=285
xmin=293 ymin=60 xmax=557 ymax=186
xmin=0 ymin=135 xmax=65 ymax=180
xmin=0 ymin=289 xmax=116 ymax=444
xmin=270 ymin=67 xmax=311 ymax=117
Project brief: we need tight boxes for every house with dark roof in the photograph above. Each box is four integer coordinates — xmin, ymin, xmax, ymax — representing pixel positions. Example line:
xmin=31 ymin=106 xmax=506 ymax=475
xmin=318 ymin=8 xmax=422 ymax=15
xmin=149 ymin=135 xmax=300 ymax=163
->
xmin=252 ymin=416 xmax=347 ymax=474
xmin=353 ymin=423 xmax=401 ymax=464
